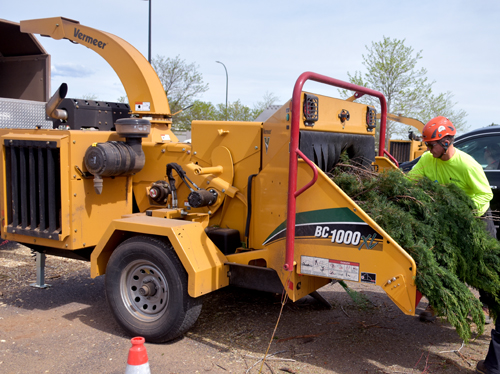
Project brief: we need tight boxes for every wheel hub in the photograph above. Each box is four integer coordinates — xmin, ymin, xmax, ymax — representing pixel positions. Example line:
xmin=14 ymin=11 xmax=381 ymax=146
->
xmin=120 ymin=260 xmax=169 ymax=321
xmin=139 ymin=277 xmax=158 ymax=297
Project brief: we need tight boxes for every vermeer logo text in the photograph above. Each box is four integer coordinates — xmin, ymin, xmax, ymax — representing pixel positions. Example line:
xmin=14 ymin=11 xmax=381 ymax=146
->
xmin=73 ymin=28 xmax=107 ymax=49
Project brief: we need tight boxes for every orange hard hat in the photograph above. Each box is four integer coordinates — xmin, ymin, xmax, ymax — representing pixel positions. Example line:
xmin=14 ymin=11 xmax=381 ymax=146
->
xmin=422 ymin=116 xmax=456 ymax=142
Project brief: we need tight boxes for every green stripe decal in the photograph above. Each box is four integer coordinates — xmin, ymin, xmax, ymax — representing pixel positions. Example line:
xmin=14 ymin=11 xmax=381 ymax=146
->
xmin=263 ymin=207 xmax=366 ymax=245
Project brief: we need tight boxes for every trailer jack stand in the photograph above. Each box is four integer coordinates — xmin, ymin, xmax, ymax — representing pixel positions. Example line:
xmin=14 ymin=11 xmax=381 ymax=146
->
xmin=309 ymin=291 xmax=333 ymax=309
xmin=30 ymin=252 xmax=50 ymax=289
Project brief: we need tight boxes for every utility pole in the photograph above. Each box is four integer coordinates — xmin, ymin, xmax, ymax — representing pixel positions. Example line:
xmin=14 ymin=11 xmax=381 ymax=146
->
xmin=216 ymin=61 xmax=228 ymax=120
xmin=143 ymin=0 xmax=152 ymax=63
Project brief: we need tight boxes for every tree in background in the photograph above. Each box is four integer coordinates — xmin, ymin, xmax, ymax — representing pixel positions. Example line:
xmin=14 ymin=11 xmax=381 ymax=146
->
xmin=343 ymin=37 xmax=468 ymax=146
xmin=152 ymin=55 xmax=209 ymax=129
xmin=418 ymin=91 xmax=467 ymax=130
xmin=187 ymin=100 xmax=218 ymax=121
xmin=151 ymin=55 xmax=281 ymax=130
xmin=253 ymin=91 xmax=281 ymax=114
xmin=173 ymin=93 xmax=281 ymax=129
xmin=173 ymin=100 xmax=218 ymax=129
xmin=81 ymin=93 xmax=99 ymax=100
xmin=216 ymin=100 xmax=260 ymax=122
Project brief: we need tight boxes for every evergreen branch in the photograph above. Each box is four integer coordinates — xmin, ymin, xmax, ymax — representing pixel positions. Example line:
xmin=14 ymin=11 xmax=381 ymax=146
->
xmin=389 ymin=195 xmax=424 ymax=206
xmin=331 ymin=163 xmax=379 ymax=177
xmin=330 ymin=167 xmax=500 ymax=342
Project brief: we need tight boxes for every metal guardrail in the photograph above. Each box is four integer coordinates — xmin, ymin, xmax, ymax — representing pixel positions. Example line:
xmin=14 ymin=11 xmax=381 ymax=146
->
xmin=284 ymin=72 xmax=389 ymax=271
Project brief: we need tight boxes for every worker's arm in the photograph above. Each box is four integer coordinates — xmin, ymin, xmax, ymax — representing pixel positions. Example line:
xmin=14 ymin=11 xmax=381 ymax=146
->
xmin=464 ymin=165 xmax=493 ymax=216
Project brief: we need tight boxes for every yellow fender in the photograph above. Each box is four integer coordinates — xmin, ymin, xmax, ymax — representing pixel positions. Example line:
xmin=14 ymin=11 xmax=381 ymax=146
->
xmin=90 ymin=215 xmax=229 ymax=297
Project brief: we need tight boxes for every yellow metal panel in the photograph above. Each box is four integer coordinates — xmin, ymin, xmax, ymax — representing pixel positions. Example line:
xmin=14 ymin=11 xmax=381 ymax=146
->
xmin=0 ymin=129 xmax=134 ymax=249
xmin=261 ymin=102 xmax=292 ymax=173
xmin=411 ymin=140 xmax=426 ymax=160
xmin=295 ymin=164 xmax=415 ymax=314
xmin=378 ymin=113 xmax=425 ymax=133
xmin=225 ymin=248 xmax=270 ymax=264
xmin=211 ymin=146 xmax=234 ymax=186
xmin=68 ymin=176 xmax=133 ymax=247
xmin=231 ymin=151 xmax=261 ymax=194
xmin=303 ymin=93 xmax=375 ymax=135
xmin=20 ymin=17 xmax=170 ymax=116
xmin=382 ymin=274 xmax=414 ymax=313
xmin=373 ymin=156 xmax=398 ymax=172
xmin=261 ymin=95 xmax=375 ymax=171
xmin=251 ymin=159 xmax=417 ymax=314
xmin=190 ymin=121 xmax=261 ymax=165
xmin=148 ymin=125 xmax=178 ymax=144
xmin=1 ymin=133 xmax=67 ymax=143
xmin=90 ymin=215 xmax=229 ymax=297
xmin=59 ymin=134 xmax=70 ymax=240
xmin=251 ymin=141 xmax=290 ymax=248
xmin=65 ymin=131 xmax=134 ymax=249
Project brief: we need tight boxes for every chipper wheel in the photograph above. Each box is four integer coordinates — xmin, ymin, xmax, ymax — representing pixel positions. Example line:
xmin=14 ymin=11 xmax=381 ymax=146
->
xmin=105 ymin=235 xmax=202 ymax=343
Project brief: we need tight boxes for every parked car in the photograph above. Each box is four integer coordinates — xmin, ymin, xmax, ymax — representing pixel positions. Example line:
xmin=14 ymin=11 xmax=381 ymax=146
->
xmin=399 ymin=125 xmax=500 ymax=238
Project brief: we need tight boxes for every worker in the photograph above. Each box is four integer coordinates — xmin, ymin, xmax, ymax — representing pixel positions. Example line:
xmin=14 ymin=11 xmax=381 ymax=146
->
xmin=408 ymin=116 xmax=495 ymax=234
xmin=406 ymin=116 xmax=497 ymax=374
xmin=485 ymin=144 xmax=500 ymax=170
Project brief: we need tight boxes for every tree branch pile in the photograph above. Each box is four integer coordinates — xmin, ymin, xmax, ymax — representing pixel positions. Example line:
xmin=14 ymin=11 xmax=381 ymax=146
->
xmin=329 ymin=164 xmax=500 ymax=342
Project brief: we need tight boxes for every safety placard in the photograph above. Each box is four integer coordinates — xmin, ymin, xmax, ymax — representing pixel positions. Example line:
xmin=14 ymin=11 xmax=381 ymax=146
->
xmin=135 ymin=102 xmax=151 ymax=111
xmin=300 ymin=256 xmax=359 ymax=282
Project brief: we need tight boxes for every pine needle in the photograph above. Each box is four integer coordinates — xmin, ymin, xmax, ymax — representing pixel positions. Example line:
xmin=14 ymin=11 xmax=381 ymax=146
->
xmin=339 ymin=280 xmax=371 ymax=309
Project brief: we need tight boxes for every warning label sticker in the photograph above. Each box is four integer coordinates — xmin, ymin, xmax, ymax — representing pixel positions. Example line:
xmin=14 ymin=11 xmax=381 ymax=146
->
xmin=300 ymin=256 xmax=359 ymax=282
xmin=361 ymin=272 xmax=377 ymax=284
xmin=135 ymin=102 xmax=151 ymax=111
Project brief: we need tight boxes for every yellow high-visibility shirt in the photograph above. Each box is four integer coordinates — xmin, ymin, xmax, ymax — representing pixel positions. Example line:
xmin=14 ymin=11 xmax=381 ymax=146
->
xmin=408 ymin=149 xmax=493 ymax=216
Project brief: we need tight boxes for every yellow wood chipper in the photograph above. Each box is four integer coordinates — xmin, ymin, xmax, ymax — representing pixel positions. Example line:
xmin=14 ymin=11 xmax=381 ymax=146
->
xmin=0 ymin=17 xmax=418 ymax=343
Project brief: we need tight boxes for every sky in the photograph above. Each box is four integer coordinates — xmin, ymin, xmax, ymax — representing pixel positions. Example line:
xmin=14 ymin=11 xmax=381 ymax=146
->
xmin=3 ymin=0 xmax=500 ymax=132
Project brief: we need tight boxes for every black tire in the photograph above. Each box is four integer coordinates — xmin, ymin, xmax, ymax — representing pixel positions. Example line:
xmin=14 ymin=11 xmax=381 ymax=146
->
xmin=105 ymin=235 xmax=202 ymax=343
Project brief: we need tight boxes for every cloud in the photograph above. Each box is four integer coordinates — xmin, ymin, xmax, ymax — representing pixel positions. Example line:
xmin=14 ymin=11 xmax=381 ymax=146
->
xmin=51 ymin=63 xmax=94 ymax=78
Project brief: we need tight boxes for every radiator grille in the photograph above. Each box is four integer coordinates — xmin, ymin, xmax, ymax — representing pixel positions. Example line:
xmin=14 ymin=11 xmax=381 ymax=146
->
xmin=4 ymin=139 xmax=61 ymax=239
xmin=389 ymin=142 xmax=411 ymax=163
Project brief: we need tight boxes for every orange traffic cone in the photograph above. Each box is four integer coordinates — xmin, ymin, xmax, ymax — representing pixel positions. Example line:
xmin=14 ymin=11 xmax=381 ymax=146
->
xmin=125 ymin=337 xmax=151 ymax=374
